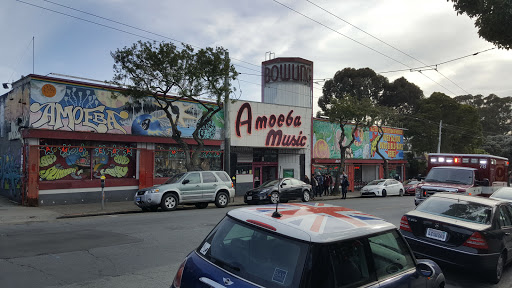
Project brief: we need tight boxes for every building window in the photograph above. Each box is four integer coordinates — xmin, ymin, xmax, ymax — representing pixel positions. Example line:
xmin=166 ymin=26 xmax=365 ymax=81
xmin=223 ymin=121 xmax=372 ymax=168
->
xmin=154 ymin=144 xmax=222 ymax=178
xmin=39 ymin=139 xmax=136 ymax=181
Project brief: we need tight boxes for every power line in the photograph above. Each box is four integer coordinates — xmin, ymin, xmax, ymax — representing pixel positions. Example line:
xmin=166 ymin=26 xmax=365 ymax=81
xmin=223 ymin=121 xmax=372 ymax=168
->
xmin=17 ymin=0 xmax=261 ymax=69
xmin=8 ymin=37 xmax=34 ymax=83
xmin=272 ymin=0 xmax=410 ymax=68
xmin=307 ymin=0 xmax=472 ymax=95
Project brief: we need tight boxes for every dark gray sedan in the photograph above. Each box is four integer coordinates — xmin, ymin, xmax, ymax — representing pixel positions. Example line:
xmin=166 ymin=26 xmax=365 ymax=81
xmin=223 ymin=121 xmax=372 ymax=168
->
xmin=243 ymin=178 xmax=312 ymax=204
xmin=400 ymin=193 xmax=512 ymax=284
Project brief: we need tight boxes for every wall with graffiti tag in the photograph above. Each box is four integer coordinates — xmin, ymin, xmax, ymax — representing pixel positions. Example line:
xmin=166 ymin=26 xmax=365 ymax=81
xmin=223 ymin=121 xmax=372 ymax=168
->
xmin=313 ymin=119 xmax=404 ymax=160
xmin=29 ymin=79 xmax=224 ymax=139
xmin=0 ymin=86 xmax=26 ymax=201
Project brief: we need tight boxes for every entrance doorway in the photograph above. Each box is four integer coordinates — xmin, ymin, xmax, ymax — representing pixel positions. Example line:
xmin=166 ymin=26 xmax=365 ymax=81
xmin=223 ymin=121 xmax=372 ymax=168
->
xmin=253 ymin=164 xmax=278 ymax=188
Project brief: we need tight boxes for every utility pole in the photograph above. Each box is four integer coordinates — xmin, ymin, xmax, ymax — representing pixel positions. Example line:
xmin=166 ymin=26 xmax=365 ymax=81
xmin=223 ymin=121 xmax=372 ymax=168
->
xmin=437 ymin=120 xmax=442 ymax=153
xmin=223 ymin=51 xmax=231 ymax=176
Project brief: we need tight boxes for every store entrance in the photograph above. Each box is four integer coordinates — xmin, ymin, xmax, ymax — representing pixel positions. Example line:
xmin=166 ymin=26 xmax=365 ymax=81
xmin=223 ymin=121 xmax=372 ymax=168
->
xmin=253 ymin=165 xmax=278 ymax=188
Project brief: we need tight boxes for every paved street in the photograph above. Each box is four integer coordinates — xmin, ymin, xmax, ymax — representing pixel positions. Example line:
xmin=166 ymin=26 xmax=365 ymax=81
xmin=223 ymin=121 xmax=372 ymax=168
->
xmin=1 ymin=195 xmax=511 ymax=287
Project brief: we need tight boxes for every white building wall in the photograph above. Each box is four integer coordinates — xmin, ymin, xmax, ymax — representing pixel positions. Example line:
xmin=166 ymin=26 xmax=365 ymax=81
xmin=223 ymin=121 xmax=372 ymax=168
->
xmin=279 ymin=154 xmax=300 ymax=178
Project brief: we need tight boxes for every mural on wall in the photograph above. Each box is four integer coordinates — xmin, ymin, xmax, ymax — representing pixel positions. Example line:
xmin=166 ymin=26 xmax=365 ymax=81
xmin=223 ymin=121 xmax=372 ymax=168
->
xmin=313 ymin=120 xmax=404 ymax=160
xmin=0 ymin=150 xmax=22 ymax=199
xmin=29 ymin=80 xmax=223 ymax=139
xmin=39 ymin=141 xmax=136 ymax=181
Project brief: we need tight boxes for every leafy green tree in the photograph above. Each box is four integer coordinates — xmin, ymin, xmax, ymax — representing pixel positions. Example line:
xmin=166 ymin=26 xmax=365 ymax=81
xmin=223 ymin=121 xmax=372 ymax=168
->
xmin=454 ymin=94 xmax=512 ymax=135
xmin=482 ymin=135 xmax=512 ymax=160
xmin=111 ymin=41 xmax=238 ymax=171
xmin=380 ymin=77 xmax=424 ymax=114
xmin=321 ymin=95 xmax=378 ymax=194
xmin=448 ymin=0 xmax=512 ymax=49
xmin=406 ymin=92 xmax=482 ymax=154
xmin=318 ymin=67 xmax=388 ymax=112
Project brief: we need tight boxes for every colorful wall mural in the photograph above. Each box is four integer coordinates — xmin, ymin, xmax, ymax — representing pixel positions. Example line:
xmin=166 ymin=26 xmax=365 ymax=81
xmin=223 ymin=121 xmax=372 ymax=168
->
xmin=29 ymin=80 xmax=224 ymax=139
xmin=313 ymin=120 xmax=404 ymax=160
xmin=39 ymin=140 xmax=136 ymax=181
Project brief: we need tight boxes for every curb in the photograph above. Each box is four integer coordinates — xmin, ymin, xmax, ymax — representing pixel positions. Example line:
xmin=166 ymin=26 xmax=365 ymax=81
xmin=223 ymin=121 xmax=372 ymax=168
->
xmin=55 ymin=194 xmax=361 ymax=219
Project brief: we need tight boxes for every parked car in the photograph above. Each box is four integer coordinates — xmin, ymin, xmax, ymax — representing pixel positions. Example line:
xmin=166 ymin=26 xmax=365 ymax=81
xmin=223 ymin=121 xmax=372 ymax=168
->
xmin=134 ymin=170 xmax=235 ymax=211
xmin=360 ymin=179 xmax=405 ymax=197
xmin=403 ymin=179 xmax=423 ymax=196
xmin=400 ymin=193 xmax=512 ymax=283
xmin=490 ymin=187 xmax=512 ymax=203
xmin=171 ymin=203 xmax=445 ymax=288
xmin=243 ymin=178 xmax=312 ymax=204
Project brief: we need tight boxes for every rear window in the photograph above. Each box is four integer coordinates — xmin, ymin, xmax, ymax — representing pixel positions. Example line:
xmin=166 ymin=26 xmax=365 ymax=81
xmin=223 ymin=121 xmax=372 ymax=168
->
xmin=417 ymin=197 xmax=492 ymax=224
xmin=196 ymin=216 xmax=308 ymax=287
xmin=215 ymin=171 xmax=230 ymax=182
xmin=492 ymin=188 xmax=512 ymax=201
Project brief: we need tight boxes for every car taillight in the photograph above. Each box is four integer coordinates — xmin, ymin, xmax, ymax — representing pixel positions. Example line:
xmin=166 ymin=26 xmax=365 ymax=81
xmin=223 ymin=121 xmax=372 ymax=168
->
xmin=423 ymin=190 xmax=426 ymax=197
xmin=400 ymin=216 xmax=412 ymax=232
xmin=463 ymin=232 xmax=489 ymax=250
xmin=231 ymin=182 xmax=233 ymax=188
xmin=172 ymin=258 xmax=187 ymax=288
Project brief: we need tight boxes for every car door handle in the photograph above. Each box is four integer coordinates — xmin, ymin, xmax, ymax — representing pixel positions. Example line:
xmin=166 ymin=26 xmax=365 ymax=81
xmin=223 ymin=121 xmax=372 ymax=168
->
xmin=199 ymin=277 xmax=226 ymax=288
xmin=506 ymin=232 xmax=511 ymax=236
xmin=213 ymin=184 xmax=217 ymax=186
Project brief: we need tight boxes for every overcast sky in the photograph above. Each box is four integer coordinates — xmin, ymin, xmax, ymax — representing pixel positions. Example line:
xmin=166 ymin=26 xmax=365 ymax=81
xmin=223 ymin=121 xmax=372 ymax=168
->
xmin=2 ymin=0 xmax=511 ymax=114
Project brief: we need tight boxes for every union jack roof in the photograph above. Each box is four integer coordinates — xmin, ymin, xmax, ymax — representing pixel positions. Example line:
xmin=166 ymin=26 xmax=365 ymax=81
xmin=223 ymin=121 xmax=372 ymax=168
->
xmin=228 ymin=203 xmax=395 ymax=243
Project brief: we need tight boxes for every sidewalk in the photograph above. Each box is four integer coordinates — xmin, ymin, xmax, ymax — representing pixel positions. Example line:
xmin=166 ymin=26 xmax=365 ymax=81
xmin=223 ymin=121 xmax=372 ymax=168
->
xmin=0 ymin=192 xmax=360 ymax=224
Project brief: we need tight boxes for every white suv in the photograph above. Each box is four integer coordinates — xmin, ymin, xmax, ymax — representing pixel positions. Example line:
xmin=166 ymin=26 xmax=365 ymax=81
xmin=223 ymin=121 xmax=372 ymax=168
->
xmin=134 ymin=171 xmax=235 ymax=211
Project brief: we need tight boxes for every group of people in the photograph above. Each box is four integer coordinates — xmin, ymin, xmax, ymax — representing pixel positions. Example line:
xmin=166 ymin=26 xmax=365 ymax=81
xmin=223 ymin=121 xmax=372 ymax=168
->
xmin=304 ymin=172 xmax=350 ymax=200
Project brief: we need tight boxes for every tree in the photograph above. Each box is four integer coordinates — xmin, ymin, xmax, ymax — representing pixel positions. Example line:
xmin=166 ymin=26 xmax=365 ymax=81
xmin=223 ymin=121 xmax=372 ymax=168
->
xmin=405 ymin=92 xmax=482 ymax=154
xmin=380 ymin=77 xmax=424 ymax=114
xmin=373 ymin=106 xmax=400 ymax=179
xmin=111 ymin=41 xmax=238 ymax=171
xmin=448 ymin=0 xmax=512 ymax=49
xmin=481 ymin=135 xmax=512 ymax=160
xmin=318 ymin=67 xmax=388 ymax=113
xmin=322 ymin=95 xmax=378 ymax=194
xmin=454 ymin=94 xmax=512 ymax=135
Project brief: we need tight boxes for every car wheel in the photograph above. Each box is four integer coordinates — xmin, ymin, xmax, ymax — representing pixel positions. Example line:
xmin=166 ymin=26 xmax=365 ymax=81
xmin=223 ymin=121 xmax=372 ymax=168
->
xmin=382 ymin=189 xmax=387 ymax=197
xmin=160 ymin=194 xmax=178 ymax=211
xmin=195 ymin=203 xmax=209 ymax=209
xmin=270 ymin=192 xmax=279 ymax=204
xmin=215 ymin=192 xmax=229 ymax=208
xmin=399 ymin=189 xmax=404 ymax=197
xmin=302 ymin=190 xmax=311 ymax=202
xmin=488 ymin=252 xmax=505 ymax=284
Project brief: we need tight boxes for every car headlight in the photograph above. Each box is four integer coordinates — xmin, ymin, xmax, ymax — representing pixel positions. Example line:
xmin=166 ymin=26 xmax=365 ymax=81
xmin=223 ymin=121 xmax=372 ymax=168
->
xmin=150 ymin=188 xmax=160 ymax=193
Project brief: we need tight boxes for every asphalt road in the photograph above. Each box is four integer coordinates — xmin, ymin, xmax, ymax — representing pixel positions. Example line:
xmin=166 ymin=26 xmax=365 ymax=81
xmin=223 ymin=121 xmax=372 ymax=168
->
xmin=1 ymin=196 xmax=511 ymax=288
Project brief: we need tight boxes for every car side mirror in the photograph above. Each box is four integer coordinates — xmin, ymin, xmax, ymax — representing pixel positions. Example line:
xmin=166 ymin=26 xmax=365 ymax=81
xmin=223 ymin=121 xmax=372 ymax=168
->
xmin=182 ymin=179 xmax=190 ymax=185
xmin=416 ymin=262 xmax=434 ymax=278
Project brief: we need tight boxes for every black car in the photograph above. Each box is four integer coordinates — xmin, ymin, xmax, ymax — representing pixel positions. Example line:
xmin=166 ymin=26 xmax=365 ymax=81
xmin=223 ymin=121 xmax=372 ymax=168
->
xmin=400 ymin=193 xmax=512 ymax=284
xmin=243 ymin=178 xmax=312 ymax=204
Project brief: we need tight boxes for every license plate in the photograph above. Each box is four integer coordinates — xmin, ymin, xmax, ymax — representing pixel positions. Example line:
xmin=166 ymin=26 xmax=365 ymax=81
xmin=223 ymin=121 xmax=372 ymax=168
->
xmin=426 ymin=228 xmax=447 ymax=241
xmin=136 ymin=197 xmax=141 ymax=201
xmin=247 ymin=196 xmax=252 ymax=200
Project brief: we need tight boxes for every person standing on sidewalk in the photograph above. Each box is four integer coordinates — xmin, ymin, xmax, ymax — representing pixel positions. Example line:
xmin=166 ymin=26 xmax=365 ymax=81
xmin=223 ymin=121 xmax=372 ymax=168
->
xmin=310 ymin=174 xmax=317 ymax=200
xmin=315 ymin=173 xmax=323 ymax=198
xmin=323 ymin=174 xmax=331 ymax=196
xmin=341 ymin=173 xmax=349 ymax=199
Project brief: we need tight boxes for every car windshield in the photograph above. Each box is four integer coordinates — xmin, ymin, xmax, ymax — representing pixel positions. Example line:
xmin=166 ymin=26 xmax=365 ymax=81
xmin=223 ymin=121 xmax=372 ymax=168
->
xmin=367 ymin=179 xmax=386 ymax=186
xmin=491 ymin=188 xmax=512 ymax=201
xmin=164 ymin=173 xmax=185 ymax=184
xmin=425 ymin=168 xmax=473 ymax=185
xmin=196 ymin=216 xmax=308 ymax=288
xmin=417 ymin=197 xmax=492 ymax=224
xmin=259 ymin=179 xmax=280 ymax=188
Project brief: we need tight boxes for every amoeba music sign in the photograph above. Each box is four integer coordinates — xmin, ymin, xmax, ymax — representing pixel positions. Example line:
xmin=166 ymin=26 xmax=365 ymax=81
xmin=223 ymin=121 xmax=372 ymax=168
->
xmin=230 ymin=101 xmax=311 ymax=149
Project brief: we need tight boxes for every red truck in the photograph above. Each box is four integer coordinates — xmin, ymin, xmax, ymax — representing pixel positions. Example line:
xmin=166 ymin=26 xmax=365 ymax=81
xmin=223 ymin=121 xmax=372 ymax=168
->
xmin=414 ymin=153 xmax=509 ymax=206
